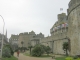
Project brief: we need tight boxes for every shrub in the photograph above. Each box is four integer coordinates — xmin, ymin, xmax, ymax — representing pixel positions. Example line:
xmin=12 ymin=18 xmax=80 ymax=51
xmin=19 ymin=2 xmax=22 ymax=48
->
xmin=2 ymin=44 xmax=14 ymax=58
xmin=45 ymin=46 xmax=51 ymax=55
xmin=2 ymin=47 xmax=11 ymax=58
xmin=31 ymin=45 xmax=44 ymax=57
xmin=5 ymin=44 xmax=14 ymax=56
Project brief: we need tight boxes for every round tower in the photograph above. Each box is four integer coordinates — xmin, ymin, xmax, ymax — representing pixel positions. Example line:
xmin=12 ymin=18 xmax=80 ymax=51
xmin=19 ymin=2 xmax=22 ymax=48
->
xmin=67 ymin=0 xmax=80 ymax=56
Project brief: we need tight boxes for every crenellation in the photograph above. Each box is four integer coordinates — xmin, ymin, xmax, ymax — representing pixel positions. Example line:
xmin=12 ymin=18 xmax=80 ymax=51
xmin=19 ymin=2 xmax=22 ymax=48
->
xmin=24 ymin=32 xmax=28 ymax=35
xmin=58 ymin=13 xmax=66 ymax=22
xmin=19 ymin=33 xmax=24 ymax=36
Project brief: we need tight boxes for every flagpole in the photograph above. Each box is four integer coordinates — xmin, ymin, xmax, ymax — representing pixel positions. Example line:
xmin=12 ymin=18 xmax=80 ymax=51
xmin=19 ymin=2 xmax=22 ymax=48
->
xmin=60 ymin=8 xmax=63 ymax=13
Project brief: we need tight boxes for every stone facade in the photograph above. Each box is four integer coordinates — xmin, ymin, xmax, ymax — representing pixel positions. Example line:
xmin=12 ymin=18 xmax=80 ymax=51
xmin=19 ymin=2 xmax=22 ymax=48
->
xmin=67 ymin=0 xmax=80 ymax=56
xmin=40 ymin=13 xmax=68 ymax=55
xmin=30 ymin=33 xmax=44 ymax=46
xmin=40 ymin=0 xmax=80 ymax=56
xmin=18 ymin=31 xmax=44 ymax=48
xmin=10 ymin=31 xmax=44 ymax=48
xmin=9 ymin=34 xmax=19 ymax=50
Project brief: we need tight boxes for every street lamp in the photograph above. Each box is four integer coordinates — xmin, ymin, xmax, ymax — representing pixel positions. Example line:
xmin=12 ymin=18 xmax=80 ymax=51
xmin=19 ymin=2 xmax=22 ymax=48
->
xmin=0 ymin=15 xmax=5 ymax=58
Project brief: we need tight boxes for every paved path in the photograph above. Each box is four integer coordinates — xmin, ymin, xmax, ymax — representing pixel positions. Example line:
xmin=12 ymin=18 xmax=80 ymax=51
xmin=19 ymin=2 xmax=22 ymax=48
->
xmin=14 ymin=53 xmax=55 ymax=60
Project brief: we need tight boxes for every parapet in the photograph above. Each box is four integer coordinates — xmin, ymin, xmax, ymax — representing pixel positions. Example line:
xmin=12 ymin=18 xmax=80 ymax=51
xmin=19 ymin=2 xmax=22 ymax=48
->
xmin=10 ymin=34 xmax=19 ymax=39
xmin=24 ymin=32 xmax=28 ymax=35
xmin=19 ymin=32 xmax=29 ymax=36
xmin=58 ymin=13 xmax=66 ymax=22
xmin=19 ymin=33 xmax=24 ymax=36
xmin=29 ymin=31 xmax=35 ymax=35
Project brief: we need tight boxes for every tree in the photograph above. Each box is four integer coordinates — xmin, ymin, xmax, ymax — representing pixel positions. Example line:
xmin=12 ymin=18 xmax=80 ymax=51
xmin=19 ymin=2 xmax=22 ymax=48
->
xmin=28 ymin=46 xmax=33 ymax=55
xmin=21 ymin=41 xmax=24 ymax=47
xmin=31 ymin=44 xmax=44 ymax=57
xmin=2 ymin=44 xmax=14 ymax=58
xmin=3 ymin=47 xmax=11 ymax=58
xmin=63 ymin=42 xmax=69 ymax=56
xmin=45 ymin=46 xmax=51 ymax=55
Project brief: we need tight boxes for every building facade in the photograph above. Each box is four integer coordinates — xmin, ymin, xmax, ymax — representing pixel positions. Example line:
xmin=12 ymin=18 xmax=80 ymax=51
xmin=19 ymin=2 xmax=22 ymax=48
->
xmin=9 ymin=34 xmax=19 ymax=50
xmin=67 ymin=0 xmax=80 ymax=56
xmin=40 ymin=13 xmax=69 ymax=55
xmin=40 ymin=0 xmax=80 ymax=56
xmin=9 ymin=31 xmax=44 ymax=49
xmin=18 ymin=31 xmax=44 ymax=48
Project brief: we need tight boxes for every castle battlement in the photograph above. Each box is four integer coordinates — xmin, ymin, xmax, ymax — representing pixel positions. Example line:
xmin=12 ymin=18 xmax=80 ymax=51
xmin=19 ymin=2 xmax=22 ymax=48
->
xmin=58 ymin=13 xmax=66 ymax=22
xmin=68 ymin=0 xmax=80 ymax=14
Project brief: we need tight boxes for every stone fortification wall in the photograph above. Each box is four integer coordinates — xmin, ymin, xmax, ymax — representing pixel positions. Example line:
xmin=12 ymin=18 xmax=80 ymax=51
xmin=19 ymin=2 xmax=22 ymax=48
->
xmin=9 ymin=34 xmax=19 ymax=45
xmin=50 ymin=13 xmax=68 ymax=36
xmin=18 ymin=32 xmax=32 ymax=48
xmin=68 ymin=0 xmax=80 ymax=16
xmin=41 ymin=13 xmax=68 ymax=55
xmin=67 ymin=0 xmax=80 ymax=56
xmin=18 ymin=31 xmax=44 ymax=48
xmin=53 ymin=39 xmax=68 ymax=54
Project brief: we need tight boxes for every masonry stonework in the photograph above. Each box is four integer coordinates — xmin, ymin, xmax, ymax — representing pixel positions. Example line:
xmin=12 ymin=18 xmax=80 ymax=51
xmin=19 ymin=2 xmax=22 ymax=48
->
xmin=67 ymin=0 xmax=80 ymax=56
xmin=9 ymin=0 xmax=80 ymax=56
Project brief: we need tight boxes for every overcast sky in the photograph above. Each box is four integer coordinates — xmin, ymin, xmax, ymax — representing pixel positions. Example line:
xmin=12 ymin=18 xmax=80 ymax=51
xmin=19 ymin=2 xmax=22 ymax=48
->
xmin=0 ymin=0 xmax=70 ymax=38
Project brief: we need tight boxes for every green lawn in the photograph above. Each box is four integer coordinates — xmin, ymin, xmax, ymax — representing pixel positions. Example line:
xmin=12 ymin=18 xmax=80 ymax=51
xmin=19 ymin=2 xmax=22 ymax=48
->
xmin=2 ymin=56 xmax=18 ymax=60
xmin=55 ymin=56 xmax=80 ymax=60
xmin=55 ymin=57 xmax=67 ymax=60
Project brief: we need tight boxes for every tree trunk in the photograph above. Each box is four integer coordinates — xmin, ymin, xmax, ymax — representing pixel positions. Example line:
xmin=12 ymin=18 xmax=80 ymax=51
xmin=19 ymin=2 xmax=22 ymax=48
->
xmin=66 ymin=49 xmax=68 ymax=56
xmin=30 ymin=48 xmax=31 ymax=55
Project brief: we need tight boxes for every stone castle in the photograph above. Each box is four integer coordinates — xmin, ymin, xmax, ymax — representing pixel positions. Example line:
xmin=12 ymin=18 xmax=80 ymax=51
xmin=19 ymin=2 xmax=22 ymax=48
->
xmin=9 ymin=31 xmax=44 ymax=50
xmin=9 ymin=0 xmax=80 ymax=56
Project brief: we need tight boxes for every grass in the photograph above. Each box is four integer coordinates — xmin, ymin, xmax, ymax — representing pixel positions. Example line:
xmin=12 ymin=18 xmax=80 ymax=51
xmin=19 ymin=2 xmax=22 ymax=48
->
xmin=55 ymin=56 xmax=80 ymax=60
xmin=55 ymin=57 xmax=67 ymax=60
xmin=2 ymin=56 xmax=18 ymax=60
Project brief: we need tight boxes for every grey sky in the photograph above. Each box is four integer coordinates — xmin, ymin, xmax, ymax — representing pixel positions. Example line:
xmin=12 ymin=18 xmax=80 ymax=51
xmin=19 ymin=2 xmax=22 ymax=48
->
xmin=0 ymin=0 xmax=70 ymax=38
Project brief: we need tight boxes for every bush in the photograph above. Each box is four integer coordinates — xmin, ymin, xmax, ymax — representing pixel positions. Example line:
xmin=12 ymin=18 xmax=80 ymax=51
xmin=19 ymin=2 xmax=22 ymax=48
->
xmin=5 ymin=45 xmax=14 ymax=56
xmin=45 ymin=46 xmax=51 ymax=55
xmin=2 ymin=47 xmax=11 ymax=58
xmin=65 ymin=57 xmax=73 ymax=60
xmin=2 ymin=44 xmax=14 ymax=58
xmin=31 ymin=45 xmax=44 ymax=57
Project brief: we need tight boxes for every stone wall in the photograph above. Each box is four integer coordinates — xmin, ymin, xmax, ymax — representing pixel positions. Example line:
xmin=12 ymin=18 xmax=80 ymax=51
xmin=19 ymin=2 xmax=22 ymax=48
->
xmin=67 ymin=0 xmax=80 ymax=56
xmin=10 ymin=31 xmax=44 ymax=48
xmin=40 ymin=13 xmax=69 ymax=55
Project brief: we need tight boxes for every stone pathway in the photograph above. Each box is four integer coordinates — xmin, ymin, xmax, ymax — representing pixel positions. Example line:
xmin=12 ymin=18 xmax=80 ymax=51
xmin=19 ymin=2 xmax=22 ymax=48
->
xmin=14 ymin=53 xmax=55 ymax=60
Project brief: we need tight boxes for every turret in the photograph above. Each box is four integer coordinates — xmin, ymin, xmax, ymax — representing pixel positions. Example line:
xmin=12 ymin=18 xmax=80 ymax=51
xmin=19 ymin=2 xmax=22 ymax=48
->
xmin=68 ymin=0 xmax=80 ymax=15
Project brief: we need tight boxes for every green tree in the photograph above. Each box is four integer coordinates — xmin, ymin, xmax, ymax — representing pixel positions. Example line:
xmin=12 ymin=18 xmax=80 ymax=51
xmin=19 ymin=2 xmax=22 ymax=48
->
xmin=63 ymin=42 xmax=69 ymax=56
xmin=4 ymin=44 xmax=14 ymax=56
xmin=2 ymin=44 xmax=14 ymax=58
xmin=3 ymin=47 xmax=11 ymax=58
xmin=21 ymin=41 xmax=24 ymax=47
xmin=31 ymin=44 xmax=44 ymax=57
xmin=45 ymin=46 xmax=51 ymax=55
xmin=28 ymin=46 xmax=33 ymax=55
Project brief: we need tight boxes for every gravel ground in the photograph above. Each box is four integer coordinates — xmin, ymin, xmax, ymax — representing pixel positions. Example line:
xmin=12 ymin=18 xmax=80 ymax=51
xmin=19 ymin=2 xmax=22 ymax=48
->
xmin=14 ymin=53 xmax=55 ymax=60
